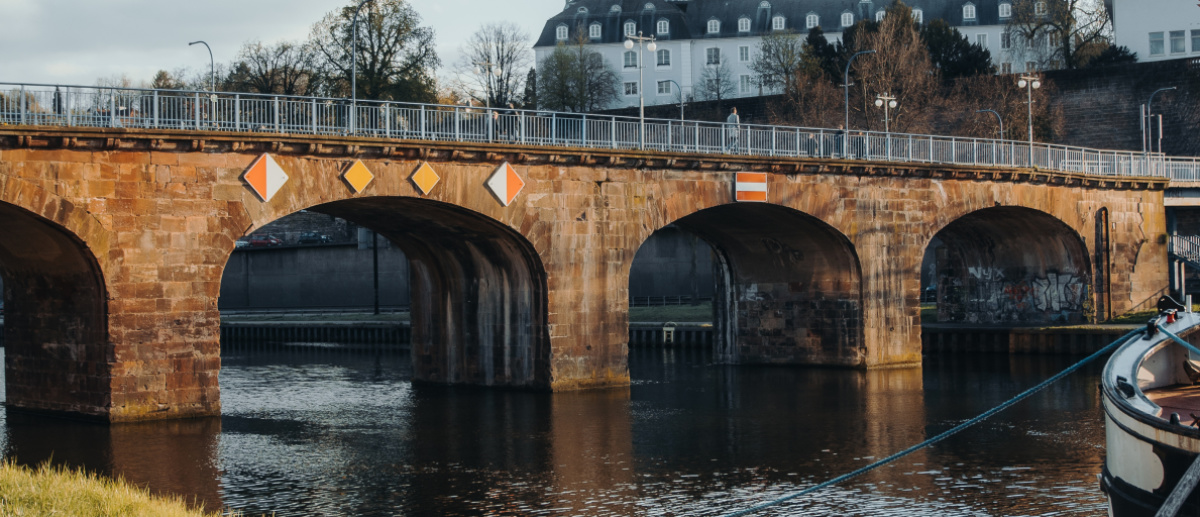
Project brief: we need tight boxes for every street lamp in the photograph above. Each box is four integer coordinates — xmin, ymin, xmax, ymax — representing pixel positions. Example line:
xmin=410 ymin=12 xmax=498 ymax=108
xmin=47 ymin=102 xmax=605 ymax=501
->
xmin=472 ymin=60 xmax=502 ymax=109
xmin=1017 ymin=74 xmax=1040 ymax=145
xmin=1146 ymin=86 xmax=1176 ymax=154
xmin=187 ymin=41 xmax=214 ymax=92
xmin=843 ymin=49 xmax=876 ymax=158
xmin=874 ymin=93 xmax=897 ymax=134
xmin=665 ymin=79 xmax=684 ymax=121
xmin=976 ymin=109 xmax=1004 ymax=139
xmin=624 ymin=31 xmax=656 ymax=149
xmin=350 ymin=0 xmax=375 ymax=134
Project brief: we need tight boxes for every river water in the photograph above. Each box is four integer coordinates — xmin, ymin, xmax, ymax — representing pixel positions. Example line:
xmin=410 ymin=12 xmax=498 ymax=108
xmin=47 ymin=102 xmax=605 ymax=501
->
xmin=0 ymin=345 xmax=1108 ymax=516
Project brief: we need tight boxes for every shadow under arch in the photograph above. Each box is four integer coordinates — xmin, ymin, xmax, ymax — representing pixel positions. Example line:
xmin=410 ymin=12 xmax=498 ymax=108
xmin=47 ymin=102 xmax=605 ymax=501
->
xmin=927 ymin=206 xmax=1092 ymax=324
xmin=288 ymin=197 xmax=551 ymax=388
xmin=0 ymin=202 xmax=109 ymax=416
xmin=652 ymin=203 xmax=864 ymax=366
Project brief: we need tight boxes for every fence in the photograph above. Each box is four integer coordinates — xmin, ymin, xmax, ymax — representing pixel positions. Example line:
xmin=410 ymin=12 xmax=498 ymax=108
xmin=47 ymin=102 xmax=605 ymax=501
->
xmin=3 ymin=82 xmax=1199 ymax=180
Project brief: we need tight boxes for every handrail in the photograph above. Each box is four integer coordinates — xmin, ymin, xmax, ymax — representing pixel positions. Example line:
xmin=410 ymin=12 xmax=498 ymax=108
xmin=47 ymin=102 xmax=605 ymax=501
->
xmin=2 ymin=81 xmax=1198 ymax=180
xmin=1171 ymin=234 xmax=1200 ymax=267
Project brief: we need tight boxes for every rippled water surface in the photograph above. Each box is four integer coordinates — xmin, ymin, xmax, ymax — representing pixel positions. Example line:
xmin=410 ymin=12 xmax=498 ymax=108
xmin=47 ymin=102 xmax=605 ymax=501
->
xmin=0 ymin=346 xmax=1108 ymax=516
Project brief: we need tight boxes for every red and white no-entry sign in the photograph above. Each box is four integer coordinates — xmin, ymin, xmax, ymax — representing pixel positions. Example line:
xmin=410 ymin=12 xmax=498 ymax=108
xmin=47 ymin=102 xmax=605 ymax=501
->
xmin=735 ymin=172 xmax=767 ymax=202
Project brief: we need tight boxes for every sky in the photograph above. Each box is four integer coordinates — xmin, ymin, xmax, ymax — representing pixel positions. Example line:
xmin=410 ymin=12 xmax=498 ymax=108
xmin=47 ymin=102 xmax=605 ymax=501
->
xmin=0 ymin=0 xmax=563 ymax=88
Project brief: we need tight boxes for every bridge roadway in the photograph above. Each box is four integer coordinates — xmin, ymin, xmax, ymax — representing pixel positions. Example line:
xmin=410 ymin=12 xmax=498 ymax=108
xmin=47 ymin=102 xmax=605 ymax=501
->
xmin=0 ymin=85 xmax=1175 ymax=421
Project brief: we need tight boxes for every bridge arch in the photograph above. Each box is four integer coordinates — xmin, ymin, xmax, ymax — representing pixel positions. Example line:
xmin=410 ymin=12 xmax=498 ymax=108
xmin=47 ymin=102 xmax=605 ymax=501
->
xmin=924 ymin=206 xmax=1093 ymax=324
xmin=227 ymin=197 xmax=551 ymax=388
xmin=0 ymin=196 xmax=110 ymax=417
xmin=634 ymin=203 xmax=864 ymax=365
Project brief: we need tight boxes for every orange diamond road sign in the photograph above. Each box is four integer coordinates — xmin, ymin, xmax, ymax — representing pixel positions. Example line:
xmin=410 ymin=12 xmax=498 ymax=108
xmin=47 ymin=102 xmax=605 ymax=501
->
xmin=242 ymin=153 xmax=289 ymax=202
xmin=735 ymin=172 xmax=767 ymax=202
xmin=485 ymin=162 xmax=525 ymax=206
xmin=410 ymin=162 xmax=440 ymax=195
xmin=342 ymin=160 xmax=374 ymax=193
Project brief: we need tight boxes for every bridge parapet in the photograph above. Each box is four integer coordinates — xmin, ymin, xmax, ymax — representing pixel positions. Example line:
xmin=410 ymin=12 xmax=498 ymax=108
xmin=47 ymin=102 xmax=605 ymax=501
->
xmin=2 ymin=82 xmax=1197 ymax=180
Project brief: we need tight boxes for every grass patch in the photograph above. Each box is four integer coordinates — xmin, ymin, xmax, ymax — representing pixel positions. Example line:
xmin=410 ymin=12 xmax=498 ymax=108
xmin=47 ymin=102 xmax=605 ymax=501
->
xmin=920 ymin=303 xmax=937 ymax=324
xmin=0 ymin=460 xmax=230 ymax=516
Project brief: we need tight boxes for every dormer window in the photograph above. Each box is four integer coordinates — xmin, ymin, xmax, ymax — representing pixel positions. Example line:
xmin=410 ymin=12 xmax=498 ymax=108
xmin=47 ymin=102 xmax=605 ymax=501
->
xmin=577 ymin=7 xmax=588 ymax=13
xmin=610 ymin=4 xmax=621 ymax=13
xmin=644 ymin=2 xmax=654 ymax=9
xmin=707 ymin=19 xmax=720 ymax=34
xmin=806 ymin=13 xmax=819 ymax=29
xmin=624 ymin=21 xmax=636 ymax=36
xmin=772 ymin=16 xmax=785 ymax=30
xmin=875 ymin=10 xmax=885 ymax=22
xmin=759 ymin=1 xmax=770 ymax=7
xmin=590 ymin=23 xmax=602 ymax=39
xmin=738 ymin=17 xmax=751 ymax=32
xmin=556 ymin=24 xmax=568 ymax=41
xmin=657 ymin=19 xmax=669 ymax=34
xmin=841 ymin=12 xmax=854 ymax=27
xmin=963 ymin=3 xmax=976 ymax=20
xmin=1035 ymin=1 xmax=1047 ymax=14
xmin=912 ymin=9 xmax=924 ymax=23
xmin=999 ymin=2 xmax=1012 ymax=17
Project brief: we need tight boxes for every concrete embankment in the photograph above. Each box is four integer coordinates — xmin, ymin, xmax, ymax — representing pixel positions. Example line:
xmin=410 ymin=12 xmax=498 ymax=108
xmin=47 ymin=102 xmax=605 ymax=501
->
xmin=921 ymin=324 xmax=1142 ymax=354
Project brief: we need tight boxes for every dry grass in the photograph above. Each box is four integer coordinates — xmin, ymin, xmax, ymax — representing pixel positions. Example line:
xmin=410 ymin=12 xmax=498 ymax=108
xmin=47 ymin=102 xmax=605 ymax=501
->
xmin=0 ymin=460 xmax=231 ymax=517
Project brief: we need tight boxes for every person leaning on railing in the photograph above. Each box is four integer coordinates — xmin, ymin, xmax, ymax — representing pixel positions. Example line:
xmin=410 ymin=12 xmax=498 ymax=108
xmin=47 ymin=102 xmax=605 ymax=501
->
xmin=724 ymin=107 xmax=740 ymax=154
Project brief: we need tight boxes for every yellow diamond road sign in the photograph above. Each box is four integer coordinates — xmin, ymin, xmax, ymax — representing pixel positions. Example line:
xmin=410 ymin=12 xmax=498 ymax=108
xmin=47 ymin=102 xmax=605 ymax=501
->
xmin=342 ymin=160 xmax=374 ymax=193
xmin=410 ymin=162 xmax=440 ymax=195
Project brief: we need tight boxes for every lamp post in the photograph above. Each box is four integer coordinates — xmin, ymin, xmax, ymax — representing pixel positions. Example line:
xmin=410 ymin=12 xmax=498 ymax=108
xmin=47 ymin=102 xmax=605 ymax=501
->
xmin=350 ymin=0 xmax=375 ymax=134
xmin=843 ymin=49 xmax=876 ymax=158
xmin=1146 ymin=86 xmax=1176 ymax=154
xmin=472 ymin=60 xmax=501 ymax=109
xmin=624 ymin=31 xmax=656 ymax=149
xmin=187 ymin=41 xmax=214 ymax=92
xmin=976 ymin=109 xmax=1003 ymax=139
xmin=977 ymin=108 xmax=1005 ymax=164
xmin=874 ymin=93 xmax=897 ymax=134
xmin=665 ymin=79 xmax=684 ymax=121
xmin=1017 ymin=74 xmax=1040 ymax=142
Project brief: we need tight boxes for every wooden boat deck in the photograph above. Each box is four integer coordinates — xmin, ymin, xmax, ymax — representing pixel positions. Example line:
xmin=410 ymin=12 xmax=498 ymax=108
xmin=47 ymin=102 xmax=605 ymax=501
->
xmin=1146 ymin=384 xmax=1200 ymax=426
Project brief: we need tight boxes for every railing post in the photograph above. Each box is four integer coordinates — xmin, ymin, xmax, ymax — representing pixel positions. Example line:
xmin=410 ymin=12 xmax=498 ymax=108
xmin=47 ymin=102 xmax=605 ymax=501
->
xmin=273 ymin=97 xmax=280 ymax=133
xmin=611 ymin=117 xmax=617 ymax=149
xmin=695 ymin=122 xmax=699 ymax=152
xmin=65 ymin=88 xmax=73 ymax=127
xmin=195 ymin=92 xmax=201 ymax=130
xmin=153 ymin=90 xmax=160 ymax=128
xmin=582 ymin=114 xmax=588 ymax=146
xmin=520 ymin=111 xmax=526 ymax=144
xmin=551 ymin=113 xmax=557 ymax=145
xmin=454 ymin=106 xmax=460 ymax=141
xmin=19 ymin=85 xmax=25 ymax=125
xmin=109 ymin=90 xmax=116 ymax=128
xmin=771 ymin=127 xmax=776 ymax=157
xmin=972 ymin=138 xmax=977 ymax=165
xmin=420 ymin=105 xmax=426 ymax=140
xmin=235 ymin=94 xmax=241 ymax=132
xmin=311 ymin=98 xmax=317 ymax=134
xmin=667 ymin=121 xmax=672 ymax=152
xmin=795 ymin=128 xmax=801 ymax=157
xmin=384 ymin=104 xmax=391 ymax=139
xmin=487 ymin=107 xmax=494 ymax=142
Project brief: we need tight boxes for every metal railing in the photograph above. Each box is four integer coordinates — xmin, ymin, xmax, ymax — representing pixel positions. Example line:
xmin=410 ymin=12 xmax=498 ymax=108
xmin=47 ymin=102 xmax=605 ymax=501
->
xmin=1172 ymin=234 xmax=1200 ymax=268
xmin=3 ymin=82 xmax=1199 ymax=181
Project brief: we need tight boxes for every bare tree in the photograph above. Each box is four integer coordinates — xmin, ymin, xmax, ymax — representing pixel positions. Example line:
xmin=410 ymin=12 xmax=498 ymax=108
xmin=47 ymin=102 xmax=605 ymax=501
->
xmin=1004 ymin=0 xmax=1112 ymax=70
xmin=308 ymin=0 xmax=440 ymax=102
xmin=227 ymin=40 xmax=318 ymax=96
xmin=698 ymin=62 xmax=737 ymax=104
xmin=751 ymin=30 xmax=805 ymax=96
xmin=853 ymin=2 xmax=938 ymax=133
xmin=536 ymin=35 xmax=619 ymax=112
xmin=456 ymin=22 xmax=531 ymax=108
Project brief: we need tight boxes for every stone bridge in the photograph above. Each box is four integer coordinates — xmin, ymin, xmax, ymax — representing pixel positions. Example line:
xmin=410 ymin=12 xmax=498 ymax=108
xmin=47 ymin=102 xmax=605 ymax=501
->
xmin=0 ymin=126 xmax=1168 ymax=421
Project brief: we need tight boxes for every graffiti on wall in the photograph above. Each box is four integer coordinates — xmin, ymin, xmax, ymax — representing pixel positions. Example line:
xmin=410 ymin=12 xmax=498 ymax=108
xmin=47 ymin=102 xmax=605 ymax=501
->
xmin=941 ymin=267 xmax=1090 ymax=323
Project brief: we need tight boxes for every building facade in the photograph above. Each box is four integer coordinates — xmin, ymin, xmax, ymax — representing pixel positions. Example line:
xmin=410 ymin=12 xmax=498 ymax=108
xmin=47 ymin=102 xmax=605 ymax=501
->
xmin=1113 ymin=0 xmax=1200 ymax=63
xmin=534 ymin=0 xmax=1031 ymax=110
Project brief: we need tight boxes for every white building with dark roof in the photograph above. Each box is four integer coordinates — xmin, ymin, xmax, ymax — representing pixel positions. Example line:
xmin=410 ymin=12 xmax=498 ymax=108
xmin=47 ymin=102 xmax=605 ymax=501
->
xmin=534 ymin=0 xmax=1030 ymax=110
xmin=1112 ymin=0 xmax=1200 ymax=63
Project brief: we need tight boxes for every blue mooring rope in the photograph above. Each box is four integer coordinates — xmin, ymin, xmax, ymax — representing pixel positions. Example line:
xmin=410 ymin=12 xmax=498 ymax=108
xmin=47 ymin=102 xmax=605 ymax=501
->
xmin=719 ymin=326 xmax=1146 ymax=517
